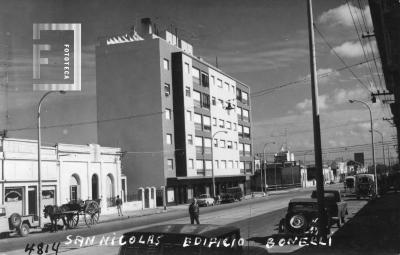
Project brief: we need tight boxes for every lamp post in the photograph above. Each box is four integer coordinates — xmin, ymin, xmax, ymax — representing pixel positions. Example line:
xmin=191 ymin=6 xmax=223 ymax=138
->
xmin=262 ymin=141 xmax=275 ymax=192
xmin=37 ymin=90 xmax=65 ymax=228
xmin=372 ymin=129 xmax=385 ymax=166
xmin=349 ymin=99 xmax=378 ymax=195
xmin=211 ymin=130 xmax=228 ymax=198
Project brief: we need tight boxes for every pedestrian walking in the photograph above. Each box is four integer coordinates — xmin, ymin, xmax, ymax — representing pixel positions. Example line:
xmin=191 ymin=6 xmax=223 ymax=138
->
xmin=116 ymin=195 xmax=123 ymax=216
xmin=189 ymin=198 xmax=200 ymax=224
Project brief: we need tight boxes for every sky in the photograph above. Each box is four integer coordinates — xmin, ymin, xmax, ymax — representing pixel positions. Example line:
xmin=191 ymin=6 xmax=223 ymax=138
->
xmin=0 ymin=0 xmax=397 ymax=164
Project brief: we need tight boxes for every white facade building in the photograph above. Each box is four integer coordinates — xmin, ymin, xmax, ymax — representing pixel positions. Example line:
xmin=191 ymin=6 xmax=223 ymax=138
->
xmin=0 ymin=138 xmax=127 ymax=216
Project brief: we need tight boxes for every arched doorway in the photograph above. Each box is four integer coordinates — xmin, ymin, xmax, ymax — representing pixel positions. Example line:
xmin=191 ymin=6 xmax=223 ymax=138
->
xmin=91 ymin=174 xmax=99 ymax=200
xmin=70 ymin=174 xmax=81 ymax=202
xmin=106 ymin=174 xmax=115 ymax=207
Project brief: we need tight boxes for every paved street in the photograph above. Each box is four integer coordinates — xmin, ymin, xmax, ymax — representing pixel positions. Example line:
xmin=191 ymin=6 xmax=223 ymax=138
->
xmin=0 ymin=184 xmax=369 ymax=255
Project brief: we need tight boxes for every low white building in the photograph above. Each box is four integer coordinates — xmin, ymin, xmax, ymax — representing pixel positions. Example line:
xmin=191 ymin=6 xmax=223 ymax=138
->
xmin=0 ymin=137 xmax=128 ymax=216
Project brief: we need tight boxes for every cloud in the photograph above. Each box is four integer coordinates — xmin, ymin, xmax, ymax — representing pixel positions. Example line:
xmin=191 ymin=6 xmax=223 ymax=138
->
xmin=303 ymin=68 xmax=340 ymax=85
xmin=318 ymin=3 xmax=372 ymax=28
xmin=332 ymin=40 xmax=378 ymax=59
xmin=333 ymin=87 xmax=369 ymax=105
xmin=296 ymin=94 xmax=329 ymax=111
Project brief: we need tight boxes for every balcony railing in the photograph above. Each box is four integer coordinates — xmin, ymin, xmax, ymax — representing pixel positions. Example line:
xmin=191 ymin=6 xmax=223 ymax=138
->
xmin=193 ymin=77 xmax=200 ymax=86
xmin=196 ymin=146 xmax=203 ymax=154
xmin=195 ymin=123 xmax=202 ymax=130
xmin=242 ymin=116 xmax=249 ymax=122
xmin=243 ymin=133 xmax=250 ymax=139
xmin=204 ymin=147 xmax=212 ymax=155
xmin=194 ymin=100 xmax=201 ymax=108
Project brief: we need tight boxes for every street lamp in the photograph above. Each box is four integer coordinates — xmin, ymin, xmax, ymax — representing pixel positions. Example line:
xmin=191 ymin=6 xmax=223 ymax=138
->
xmin=211 ymin=130 xmax=228 ymax=198
xmin=262 ymin=141 xmax=275 ymax=192
xmin=37 ymin=90 xmax=66 ymax=228
xmin=348 ymin=99 xmax=378 ymax=195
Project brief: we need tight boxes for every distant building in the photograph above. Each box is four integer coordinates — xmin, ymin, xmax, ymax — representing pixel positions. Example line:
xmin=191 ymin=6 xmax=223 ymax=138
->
xmin=0 ymin=138 xmax=125 ymax=216
xmin=96 ymin=18 xmax=253 ymax=204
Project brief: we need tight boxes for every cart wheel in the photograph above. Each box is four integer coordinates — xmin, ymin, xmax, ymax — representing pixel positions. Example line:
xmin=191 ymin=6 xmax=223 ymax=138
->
xmin=85 ymin=211 xmax=99 ymax=227
xmin=67 ymin=213 xmax=79 ymax=229
xmin=19 ymin=223 xmax=29 ymax=237
xmin=9 ymin=213 xmax=21 ymax=228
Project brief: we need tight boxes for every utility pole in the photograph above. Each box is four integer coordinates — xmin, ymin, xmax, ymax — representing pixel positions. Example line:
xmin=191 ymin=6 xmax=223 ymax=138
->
xmin=307 ymin=0 xmax=327 ymax=240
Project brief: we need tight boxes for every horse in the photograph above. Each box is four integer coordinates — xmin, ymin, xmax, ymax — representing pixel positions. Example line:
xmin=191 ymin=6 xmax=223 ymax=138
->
xmin=43 ymin=205 xmax=69 ymax=232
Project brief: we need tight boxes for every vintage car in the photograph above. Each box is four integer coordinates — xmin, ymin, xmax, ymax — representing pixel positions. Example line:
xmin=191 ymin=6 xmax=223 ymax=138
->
xmin=225 ymin=187 xmax=243 ymax=201
xmin=344 ymin=176 xmax=356 ymax=194
xmin=118 ymin=224 xmax=266 ymax=255
xmin=311 ymin=190 xmax=348 ymax=227
xmin=197 ymin=194 xmax=215 ymax=207
xmin=355 ymin=174 xmax=376 ymax=199
xmin=278 ymin=198 xmax=324 ymax=235
xmin=220 ymin=193 xmax=235 ymax=204
xmin=0 ymin=207 xmax=40 ymax=238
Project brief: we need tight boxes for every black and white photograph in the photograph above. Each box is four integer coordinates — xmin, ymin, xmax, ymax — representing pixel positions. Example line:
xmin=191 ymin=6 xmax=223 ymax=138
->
xmin=0 ymin=0 xmax=399 ymax=254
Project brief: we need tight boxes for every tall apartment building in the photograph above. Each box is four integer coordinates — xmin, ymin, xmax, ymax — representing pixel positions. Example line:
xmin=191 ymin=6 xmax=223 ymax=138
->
xmin=96 ymin=18 xmax=253 ymax=204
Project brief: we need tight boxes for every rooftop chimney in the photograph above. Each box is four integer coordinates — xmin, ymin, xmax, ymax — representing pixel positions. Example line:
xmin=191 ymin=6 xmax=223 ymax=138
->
xmin=140 ymin=18 xmax=153 ymax=37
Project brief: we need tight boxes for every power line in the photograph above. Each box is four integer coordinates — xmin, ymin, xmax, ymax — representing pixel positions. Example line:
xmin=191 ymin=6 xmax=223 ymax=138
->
xmin=250 ymin=57 xmax=380 ymax=99
xmin=313 ymin=24 xmax=371 ymax=92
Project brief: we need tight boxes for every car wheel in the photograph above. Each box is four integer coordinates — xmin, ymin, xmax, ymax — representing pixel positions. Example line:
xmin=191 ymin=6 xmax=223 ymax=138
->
xmin=286 ymin=213 xmax=308 ymax=233
xmin=19 ymin=223 xmax=29 ymax=237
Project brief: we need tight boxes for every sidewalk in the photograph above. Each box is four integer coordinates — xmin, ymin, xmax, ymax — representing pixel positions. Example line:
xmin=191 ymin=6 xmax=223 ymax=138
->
xmin=292 ymin=192 xmax=400 ymax=255
xmin=98 ymin=204 xmax=188 ymax=224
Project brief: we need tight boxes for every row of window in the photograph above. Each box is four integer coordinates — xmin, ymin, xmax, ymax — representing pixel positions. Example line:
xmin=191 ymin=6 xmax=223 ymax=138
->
xmin=167 ymin=158 xmax=252 ymax=174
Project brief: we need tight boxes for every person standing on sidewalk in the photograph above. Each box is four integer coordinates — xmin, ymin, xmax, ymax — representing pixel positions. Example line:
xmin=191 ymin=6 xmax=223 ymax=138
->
xmin=189 ymin=198 xmax=200 ymax=224
xmin=116 ymin=195 xmax=123 ymax=216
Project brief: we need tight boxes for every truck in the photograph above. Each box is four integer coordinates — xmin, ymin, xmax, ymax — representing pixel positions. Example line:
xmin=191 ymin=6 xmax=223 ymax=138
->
xmin=0 ymin=206 xmax=40 ymax=238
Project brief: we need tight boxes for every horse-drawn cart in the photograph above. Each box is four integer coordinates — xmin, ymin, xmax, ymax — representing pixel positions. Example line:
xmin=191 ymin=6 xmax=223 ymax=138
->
xmin=44 ymin=199 xmax=101 ymax=231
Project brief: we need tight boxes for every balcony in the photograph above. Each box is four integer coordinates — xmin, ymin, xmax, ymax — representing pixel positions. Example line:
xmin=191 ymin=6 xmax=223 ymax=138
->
xmin=193 ymin=77 xmax=200 ymax=86
xmin=243 ymin=133 xmax=250 ymax=139
xmin=196 ymin=146 xmax=203 ymax=154
xmin=194 ymin=100 xmax=201 ymax=108
xmin=194 ymin=122 xmax=202 ymax=130
xmin=242 ymin=116 xmax=249 ymax=122
xmin=203 ymin=147 xmax=212 ymax=155
xmin=203 ymin=124 xmax=211 ymax=132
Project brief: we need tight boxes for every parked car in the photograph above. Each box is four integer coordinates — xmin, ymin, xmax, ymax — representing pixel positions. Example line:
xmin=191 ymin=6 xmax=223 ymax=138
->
xmin=220 ymin=193 xmax=235 ymax=204
xmin=278 ymin=198 xmax=326 ymax=235
xmin=118 ymin=224 xmax=251 ymax=255
xmin=197 ymin=194 xmax=215 ymax=207
xmin=0 ymin=207 xmax=39 ymax=238
xmin=311 ymin=190 xmax=348 ymax=228
xmin=225 ymin=187 xmax=243 ymax=201
xmin=355 ymin=174 xmax=376 ymax=199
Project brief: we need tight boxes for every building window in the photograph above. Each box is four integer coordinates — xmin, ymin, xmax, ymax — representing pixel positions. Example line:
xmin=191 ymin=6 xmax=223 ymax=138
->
xmin=187 ymin=134 xmax=193 ymax=145
xmin=243 ymin=126 xmax=250 ymax=138
xmin=164 ymin=83 xmax=171 ymax=96
xmin=242 ymin=91 xmax=249 ymax=105
xmin=204 ymin=138 xmax=212 ymax=154
xmin=221 ymin=160 xmax=227 ymax=169
xmin=202 ymin=93 xmax=210 ymax=109
xmin=165 ymin=108 xmax=171 ymax=120
xmin=166 ymin=134 xmax=172 ymax=145
xmin=186 ymin=110 xmax=192 ymax=121
xmin=234 ymin=142 xmax=238 ymax=150
xmin=196 ymin=160 xmax=204 ymax=175
xmin=185 ymin=86 xmax=191 ymax=97
xmin=240 ymin=161 xmax=245 ymax=174
xmin=228 ymin=160 xmax=233 ymax=169
xmin=218 ymin=99 xmax=224 ymax=108
xmin=239 ymin=143 xmax=244 ymax=156
xmin=213 ymin=138 xmax=218 ymax=147
xmin=193 ymin=90 xmax=201 ymax=107
xmin=212 ymin=97 xmax=216 ymax=106
xmin=219 ymin=139 xmax=226 ymax=148
xmin=212 ymin=117 xmax=217 ymax=126
xmin=214 ymin=160 xmax=219 ymax=169
xmin=210 ymin=75 xmax=215 ymax=86
xmin=194 ymin=113 xmax=202 ymax=130
xmin=244 ymin=144 xmax=251 ymax=157
xmin=225 ymin=82 xmax=230 ymax=91
xmin=219 ymin=119 xmax=225 ymax=128
xmin=236 ymin=88 xmax=242 ymax=101
xmin=217 ymin=78 xmax=222 ymax=88
xmin=235 ymin=161 xmax=239 ymax=168
xmin=245 ymin=161 xmax=252 ymax=174
xmin=226 ymin=121 xmax=232 ymax=130
xmin=201 ymin=73 xmax=209 ymax=87
xmin=192 ymin=67 xmax=200 ymax=85
xmin=203 ymin=116 xmax=211 ymax=131
xmin=233 ymin=123 xmax=237 ymax=131
xmin=195 ymin=136 xmax=203 ymax=154
xmin=243 ymin=109 xmax=249 ymax=122
xmin=188 ymin=159 xmax=194 ymax=169
xmin=227 ymin=141 xmax=233 ymax=149
xmin=232 ymin=85 xmax=235 ymax=93
xmin=238 ymin=125 xmax=243 ymax=137
xmin=185 ymin=62 xmax=190 ymax=73
xmin=163 ymin=58 xmax=169 ymax=70
xmin=167 ymin=159 xmax=173 ymax=169
xmin=237 ymin=107 xmax=242 ymax=120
